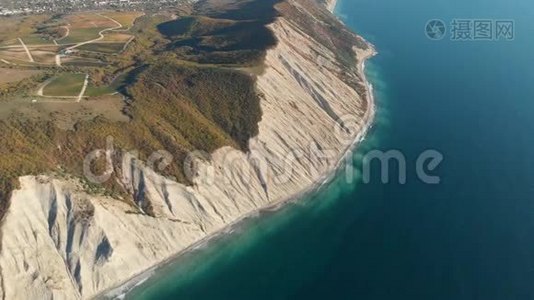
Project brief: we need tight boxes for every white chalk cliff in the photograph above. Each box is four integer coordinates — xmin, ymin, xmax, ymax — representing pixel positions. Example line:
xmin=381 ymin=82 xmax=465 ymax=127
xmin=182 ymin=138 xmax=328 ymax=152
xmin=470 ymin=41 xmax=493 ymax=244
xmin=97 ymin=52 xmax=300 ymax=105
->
xmin=0 ymin=2 xmax=375 ymax=299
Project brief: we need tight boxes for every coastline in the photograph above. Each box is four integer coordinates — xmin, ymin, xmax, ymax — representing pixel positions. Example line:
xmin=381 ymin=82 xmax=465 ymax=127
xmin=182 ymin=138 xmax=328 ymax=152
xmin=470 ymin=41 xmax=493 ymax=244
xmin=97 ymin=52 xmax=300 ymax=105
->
xmin=325 ymin=0 xmax=339 ymax=13
xmin=0 ymin=1 xmax=379 ymax=294
xmin=101 ymin=31 xmax=378 ymax=300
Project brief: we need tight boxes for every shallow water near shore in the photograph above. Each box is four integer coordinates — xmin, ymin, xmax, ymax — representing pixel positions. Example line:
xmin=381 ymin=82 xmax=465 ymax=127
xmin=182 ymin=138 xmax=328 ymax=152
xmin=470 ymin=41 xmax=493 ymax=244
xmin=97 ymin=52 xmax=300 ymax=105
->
xmin=126 ymin=0 xmax=534 ymax=299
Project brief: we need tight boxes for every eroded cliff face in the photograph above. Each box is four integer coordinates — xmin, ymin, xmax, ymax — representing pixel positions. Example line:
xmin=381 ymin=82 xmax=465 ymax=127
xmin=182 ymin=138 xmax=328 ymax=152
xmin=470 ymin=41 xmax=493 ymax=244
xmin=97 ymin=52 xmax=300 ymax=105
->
xmin=0 ymin=1 xmax=375 ymax=298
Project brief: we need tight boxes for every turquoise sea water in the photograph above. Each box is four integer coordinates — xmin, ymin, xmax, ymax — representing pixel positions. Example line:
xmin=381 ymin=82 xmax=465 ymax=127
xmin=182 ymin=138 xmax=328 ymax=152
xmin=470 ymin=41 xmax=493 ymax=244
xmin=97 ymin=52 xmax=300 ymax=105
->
xmin=126 ymin=0 xmax=534 ymax=299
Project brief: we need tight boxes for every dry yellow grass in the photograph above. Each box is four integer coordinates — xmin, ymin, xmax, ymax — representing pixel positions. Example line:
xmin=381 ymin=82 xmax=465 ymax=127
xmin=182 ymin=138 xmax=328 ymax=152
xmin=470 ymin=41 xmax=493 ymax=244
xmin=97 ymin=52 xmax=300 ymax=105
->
xmin=66 ymin=13 xmax=117 ymax=29
xmin=60 ymin=56 xmax=103 ymax=65
xmin=101 ymin=32 xmax=134 ymax=43
xmin=0 ymin=68 xmax=41 ymax=85
xmin=26 ymin=45 xmax=60 ymax=64
xmin=101 ymin=11 xmax=144 ymax=28
xmin=0 ymin=49 xmax=32 ymax=63
xmin=0 ymin=15 xmax=50 ymax=43
xmin=31 ymin=50 xmax=56 ymax=64
xmin=0 ymin=39 xmax=20 ymax=47
xmin=3 ymin=94 xmax=129 ymax=129
xmin=60 ymin=13 xmax=120 ymax=44
xmin=43 ymin=73 xmax=86 ymax=97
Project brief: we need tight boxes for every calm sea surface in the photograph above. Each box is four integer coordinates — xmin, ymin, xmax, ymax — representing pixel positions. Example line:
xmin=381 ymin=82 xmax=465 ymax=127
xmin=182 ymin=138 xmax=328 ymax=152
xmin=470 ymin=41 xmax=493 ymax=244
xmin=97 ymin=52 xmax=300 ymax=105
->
xmin=127 ymin=0 xmax=534 ymax=298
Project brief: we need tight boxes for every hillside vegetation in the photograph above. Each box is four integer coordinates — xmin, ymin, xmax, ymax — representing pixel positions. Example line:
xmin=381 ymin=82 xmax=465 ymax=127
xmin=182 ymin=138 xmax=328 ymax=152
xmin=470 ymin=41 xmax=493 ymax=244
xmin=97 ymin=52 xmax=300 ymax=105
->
xmin=0 ymin=0 xmax=279 ymax=219
xmin=0 ymin=0 xmax=368 ymax=221
xmin=157 ymin=0 xmax=279 ymax=65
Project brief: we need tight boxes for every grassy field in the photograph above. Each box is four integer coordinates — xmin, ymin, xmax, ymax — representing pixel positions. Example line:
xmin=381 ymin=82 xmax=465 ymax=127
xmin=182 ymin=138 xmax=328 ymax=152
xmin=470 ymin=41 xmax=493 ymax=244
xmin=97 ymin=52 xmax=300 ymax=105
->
xmin=0 ymin=15 xmax=50 ymax=44
xmin=101 ymin=11 xmax=144 ymax=28
xmin=0 ymin=68 xmax=41 ymax=85
xmin=31 ymin=46 xmax=60 ymax=64
xmin=0 ymin=13 xmax=126 ymax=47
xmin=85 ymin=67 xmax=137 ymax=97
xmin=65 ymin=13 xmax=117 ymax=29
xmin=101 ymin=32 xmax=134 ymax=42
xmin=61 ymin=56 xmax=106 ymax=67
xmin=0 ymin=39 xmax=20 ymax=47
xmin=32 ymin=51 xmax=56 ymax=64
xmin=60 ymin=27 xmax=106 ymax=44
xmin=42 ymin=73 xmax=86 ymax=96
xmin=58 ymin=13 xmax=121 ymax=44
xmin=19 ymin=35 xmax=54 ymax=45
xmin=0 ymin=48 xmax=32 ymax=63
xmin=0 ymin=15 xmax=60 ymax=50
xmin=85 ymin=84 xmax=115 ymax=97
xmin=0 ymin=17 xmax=58 ymax=66
xmin=78 ymin=42 xmax=125 ymax=54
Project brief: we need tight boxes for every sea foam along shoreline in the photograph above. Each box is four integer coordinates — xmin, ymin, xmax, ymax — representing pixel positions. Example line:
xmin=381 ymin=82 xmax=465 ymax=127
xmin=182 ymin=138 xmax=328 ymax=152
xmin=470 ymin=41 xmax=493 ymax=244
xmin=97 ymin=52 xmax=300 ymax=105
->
xmin=326 ymin=0 xmax=339 ymax=13
xmin=100 ymin=10 xmax=378 ymax=300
